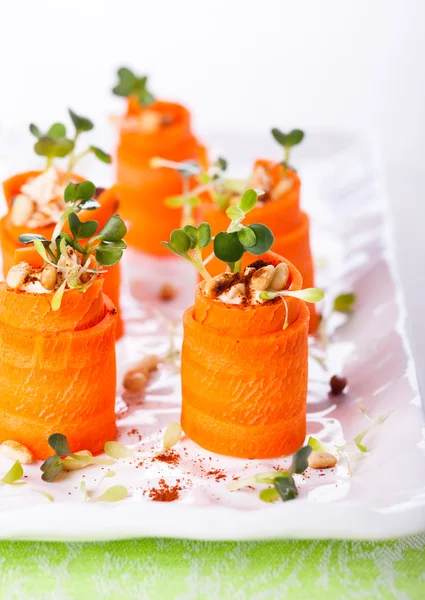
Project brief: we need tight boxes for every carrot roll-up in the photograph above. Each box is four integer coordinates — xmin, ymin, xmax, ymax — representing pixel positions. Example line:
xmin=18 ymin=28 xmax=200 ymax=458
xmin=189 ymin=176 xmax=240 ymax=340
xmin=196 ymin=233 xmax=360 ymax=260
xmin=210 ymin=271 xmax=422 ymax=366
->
xmin=161 ymin=188 xmax=324 ymax=458
xmin=0 ymin=182 xmax=127 ymax=459
xmin=113 ymin=68 xmax=206 ymax=253
xmin=182 ymin=252 xmax=310 ymax=458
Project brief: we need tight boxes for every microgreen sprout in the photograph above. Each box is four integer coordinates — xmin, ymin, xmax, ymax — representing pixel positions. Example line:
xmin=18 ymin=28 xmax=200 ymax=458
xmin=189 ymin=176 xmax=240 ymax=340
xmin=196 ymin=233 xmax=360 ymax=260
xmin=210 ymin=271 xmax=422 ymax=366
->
xmin=152 ymin=156 xmax=231 ymax=225
xmin=227 ymin=445 xmax=312 ymax=502
xmin=271 ymin=128 xmax=305 ymax=172
xmin=1 ymin=461 xmax=26 ymax=486
xmin=162 ymin=189 xmax=274 ymax=276
xmin=104 ymin=441 xmax=136 ymax=459
xmin=18 ymin=184 xmax=127 ymax=309
xmin=113 ymin=67 xmax=155 ymax=107
xmin=29 ymin=109 xmax=111 ymax=174
xmin=154 ymin=155 xmax=249 ymax=220
xmin=259 ymin=288 xmax=325 ymax=303
xmin=333 ymin=292 xmax=356 ymax=314
xmin=40 ymin=434 xmax=114 ymax=482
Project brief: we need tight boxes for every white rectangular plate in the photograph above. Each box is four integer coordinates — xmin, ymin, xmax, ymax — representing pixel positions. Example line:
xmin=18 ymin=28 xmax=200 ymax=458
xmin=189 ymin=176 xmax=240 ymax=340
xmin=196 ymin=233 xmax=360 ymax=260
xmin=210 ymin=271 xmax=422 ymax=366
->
xmin=0 ymin=133 xmax=424 ymax=541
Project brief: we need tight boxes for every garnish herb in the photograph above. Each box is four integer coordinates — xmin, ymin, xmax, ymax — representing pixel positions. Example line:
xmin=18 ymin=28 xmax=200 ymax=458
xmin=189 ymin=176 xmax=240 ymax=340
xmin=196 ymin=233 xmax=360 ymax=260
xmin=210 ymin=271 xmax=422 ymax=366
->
xmin=29 ymin=109 xmax=111 ymax=174
xmin=104 ymin=441 xmax=136 ymax=459
xmin=19 ymin=183 xmax=127 ymax=310
xmin=151 ymin=156 xmax=232 ymax=225
xmin=271 ymin=128 xmax=305 ymax=172
xmin=113 ymin=67 xmax=155 ymax=107
xmin=162 ymin=189 xmax=275 ymax=276
xmin=333 ymin=292 xmax=356 ymax=314
xmin=94 ymin=485 xmax=127 ymax=503
xmin=1 ymin=460 xmax=26 ymax=486
xmin=259 ymin=288 xmax=324 ymax=303
xmin=162 ymin=422 xmax=182 ymax=453
xmin=227 ymin=445 xmax=312 ymax=503
xmin=40 ymin=434 xmax=114 ymax=482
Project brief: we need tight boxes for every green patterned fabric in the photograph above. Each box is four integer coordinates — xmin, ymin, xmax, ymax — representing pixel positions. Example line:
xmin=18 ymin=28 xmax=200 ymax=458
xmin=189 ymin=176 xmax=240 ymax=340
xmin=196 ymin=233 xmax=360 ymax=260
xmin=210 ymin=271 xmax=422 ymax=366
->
xmin=0 ymin=536 xmax=424 ymax=599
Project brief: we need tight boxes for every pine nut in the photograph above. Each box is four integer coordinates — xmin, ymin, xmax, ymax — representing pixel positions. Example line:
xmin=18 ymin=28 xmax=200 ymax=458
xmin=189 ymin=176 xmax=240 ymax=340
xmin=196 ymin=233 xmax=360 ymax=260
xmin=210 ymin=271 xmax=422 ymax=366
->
xmin=134 ymin=354 xmax=160 ymax=374
xmin=271 ymin=177 xmax=293 ymax=200
xmin=40 ymin=264 xmax=57 ymax=291
xmin=6 ymin=262 xmax=32 ymax=289
xmin=308 ymin=451 xmax=337 ymax=469
xmin=251 ymin=166 xmax=272 ymax=192
xmin=0 ymin=440 xmax=34 ymax=464
xmin=204 ymin=273 xmax=236 ymax=298
xmin=123 ymin=371 xmax=147 ymax=393
xmin=10 ymin=194 xmax=34 ymax=227
xmin=251 ymin=265 xmax=275 ymax=291
xmin=139 ymin=110 xmax=162 ymax=133
xmin=62 ymin=450 xmax=93 ymax=471
xmin=270 ymin=262 xmax=289 ymax=291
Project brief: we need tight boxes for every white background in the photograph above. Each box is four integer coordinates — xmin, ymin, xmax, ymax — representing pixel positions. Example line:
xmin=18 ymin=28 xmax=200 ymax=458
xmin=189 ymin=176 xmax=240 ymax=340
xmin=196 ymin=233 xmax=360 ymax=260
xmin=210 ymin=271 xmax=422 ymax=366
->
xmin=0 ymin=0 xmax=424 ymax=370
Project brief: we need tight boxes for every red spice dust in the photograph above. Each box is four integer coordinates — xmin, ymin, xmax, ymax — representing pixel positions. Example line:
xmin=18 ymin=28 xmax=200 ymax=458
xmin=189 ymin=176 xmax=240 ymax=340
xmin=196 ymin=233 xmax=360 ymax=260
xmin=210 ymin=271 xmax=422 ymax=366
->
xmin=148 ymin=478 xmax=182 ymax=502
xmin=205 ymin=468 xmax=227 ymax=482
xmin=128 ymin=428 xmax=143 ymax=442
xmin=152 ymin=449 xmax=180 ymax=466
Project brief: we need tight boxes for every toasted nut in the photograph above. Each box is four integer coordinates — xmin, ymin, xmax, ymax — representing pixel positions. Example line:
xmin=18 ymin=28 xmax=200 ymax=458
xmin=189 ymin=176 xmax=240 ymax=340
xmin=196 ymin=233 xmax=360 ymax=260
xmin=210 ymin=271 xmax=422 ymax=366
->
xmin=204 ymin=273 xmax=236 ymax=298
xmin=63 ymin=450 xmax=93 ymax=471
xmin=308 ymin=451 xmax=337 ymax=469
xmin=0 ymin=440 xmax=34 ymax=464
xmin=135 ymin=354 xmax=160 ymax=374
xmin=330 ymin=375 xmax=347 ymax=395
xmin=79 ymin=272 xmax=92 ymax=284
xmin=139 ymin=110 xmax=162 ymax=133
xmin=6 ymin=262 xmax=32 ymax=290
xmin=123 ymin=371 xmax=147 ymax=393
xmin=10 ymin=194 xmax=34 ymax=227
xmin=270 ymin=177 xmax=293 ymax=200
xmin=40 ymin=264 xmax=57 ymax=291
xmin=159 ymin=283 xmax=177 ymax=301
xmin=251 ymin=166 xmax=272 ymax=192
xmin=251 ymin=265 xmax=275 ymax=291
xmin=270 ymin=262 xmax=289 ymax=291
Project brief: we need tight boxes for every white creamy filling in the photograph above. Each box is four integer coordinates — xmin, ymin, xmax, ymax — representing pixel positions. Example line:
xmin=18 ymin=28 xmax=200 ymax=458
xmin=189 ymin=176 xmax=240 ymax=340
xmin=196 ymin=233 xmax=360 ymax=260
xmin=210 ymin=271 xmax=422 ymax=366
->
xmin=19 ymin=168 xmax=67 ymax=227
xmin=20 ymin=279 xmax=52 ymax=294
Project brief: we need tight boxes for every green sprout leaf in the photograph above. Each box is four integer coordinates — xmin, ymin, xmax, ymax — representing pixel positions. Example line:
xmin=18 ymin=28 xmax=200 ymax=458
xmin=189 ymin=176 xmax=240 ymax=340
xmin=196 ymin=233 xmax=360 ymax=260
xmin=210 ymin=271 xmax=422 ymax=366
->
xmin=245 ymin=223 xmax=274 ymax=255
xmin=214 ymin=231 xmax=245 ymax=263
xmin=69 ymin=109 xmax=94 ymax=133
xmin=237 ymin=226 xmax=257 ymax=248
xmin=18 ymin=233 xmax=47 ymax=245
xmin=89 ymin=146 xmax=112 ymax=164
xmin=104 ymin=441 xmax=136 ymax=459
xmin=1 ymin=461 xmax=24 ymax=486
xmin=333 ymin=292 xmax=356 ymax=313
xmin=97 ymin=214 xmax=127 ymax=243
xmin=259 ymin=488 xmax=279 ymax=503
xmin=54 ymin=138 xmax=75 ymax=158
xmin=291 ymin=445 xmax=312 ymax=474
xmin=34 ymin=136 xmax=56 ymax=158
xmin=64 ymin=182 xmax=77 ymax=203
xmin=40 ymin=455 xmax=64 ymax=482
xmin=113 ymin=67 xmax=137 ymax=97
xmin=274 ymin=473 xmax=298 ymax=501
xmin=29 ymin=123 xmax=42 ymax=139
xmin=112 ymin=67 xmax=155 ymax=107
xmin=217 ymin=157 xmax=228 ymax=171
xmin=48 ymin=433 xmax=71 ymax=456
xmin=281 ymin=288 xmax=325 ymax=303
xmin=307 ymin=436 xmax=326 ymax=452
xmin=68 ymin=213 xmax=98 ymax=241
xmin=95 ymin=243 xmax=124 ymax=266
xmin=51 ymin=280 xmax=67 ymax=311
xmin=238 ymin=189 xmax=258 ymax=213
xmin=75 ymin=181 xmax=96 ymax=202
xmin=271 ymin=128 xmax=305 ymax=148
xmin=197 ymin=222 xmax=212 ymax=248
xmin=47 ymin=123 xmax=67 ymax=139
xmin=94 ymin=485 xmax=127 ymax=503
xmin=33 ymin=238 xmax=49 ymax=262
xmin=183 ymin=225 xmax=198 ymax=249
xmin=226 ymin=205 xmax=244 ymax=221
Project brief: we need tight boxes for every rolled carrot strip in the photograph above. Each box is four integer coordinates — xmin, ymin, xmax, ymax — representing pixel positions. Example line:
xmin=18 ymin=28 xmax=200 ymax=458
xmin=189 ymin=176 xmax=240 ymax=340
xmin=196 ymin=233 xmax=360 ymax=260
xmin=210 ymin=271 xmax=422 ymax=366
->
xmin=0 ymin=282 xmax=117 ymax=459
xmin=200 ymin=161 xmax=318 ymax=332
xmin=181 ymin=251 xmax=310 ymax=459
xmin=1 ymin=171 xmax=124 ymax=338
xmin=116 ymin=99 xmax=206 ymax=254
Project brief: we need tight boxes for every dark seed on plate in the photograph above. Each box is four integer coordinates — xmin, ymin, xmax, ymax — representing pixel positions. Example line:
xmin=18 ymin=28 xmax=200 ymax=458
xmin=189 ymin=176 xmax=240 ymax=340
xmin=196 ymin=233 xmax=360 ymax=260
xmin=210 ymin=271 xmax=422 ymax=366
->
xmin=330 ymin=375 xmax=347 ymax=395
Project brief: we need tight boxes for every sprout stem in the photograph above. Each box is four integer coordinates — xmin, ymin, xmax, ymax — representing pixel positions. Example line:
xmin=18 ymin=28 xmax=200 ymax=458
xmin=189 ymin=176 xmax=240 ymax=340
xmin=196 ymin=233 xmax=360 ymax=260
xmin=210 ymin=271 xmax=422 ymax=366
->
xmin=186 ymin=255 xmax=211 ymax=281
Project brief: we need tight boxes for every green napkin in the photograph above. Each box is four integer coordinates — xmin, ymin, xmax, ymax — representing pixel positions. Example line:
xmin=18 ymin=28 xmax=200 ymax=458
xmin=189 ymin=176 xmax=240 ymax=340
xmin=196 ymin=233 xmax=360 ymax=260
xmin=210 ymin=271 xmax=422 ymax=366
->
xmin=0 ymin=536 xmax=423 ymax=599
